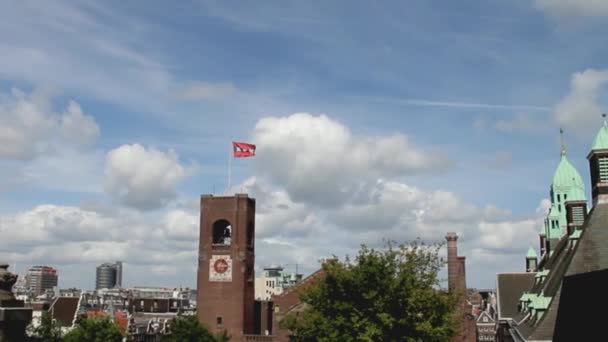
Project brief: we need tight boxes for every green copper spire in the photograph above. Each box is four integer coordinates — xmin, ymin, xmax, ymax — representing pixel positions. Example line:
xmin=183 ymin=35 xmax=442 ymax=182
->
xmin=545 ymin=129 xmax=586 ymax=241
xmin=591 ymin=114 xmax=608 ymax=151
xmin=527 ymin=246 xmax=538 ymax=259
xmin=552 ymin=154 xmax=585 ymax=193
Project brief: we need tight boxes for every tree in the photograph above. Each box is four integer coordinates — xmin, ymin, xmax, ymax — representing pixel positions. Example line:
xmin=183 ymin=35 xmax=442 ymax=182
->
xmin=63 ymin=316 xmax=123 ymax=342
xmin=282 ymin=241 xmax=457 ymax=342
xmin=29 ymin=311 xmax=62 ymax=342
xmin=165 ymin=314 xmax=229 ymax=342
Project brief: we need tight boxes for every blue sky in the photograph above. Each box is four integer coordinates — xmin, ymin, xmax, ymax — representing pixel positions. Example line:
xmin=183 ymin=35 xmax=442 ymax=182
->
xmin=1 ymin=0 xmax=608 ymax=290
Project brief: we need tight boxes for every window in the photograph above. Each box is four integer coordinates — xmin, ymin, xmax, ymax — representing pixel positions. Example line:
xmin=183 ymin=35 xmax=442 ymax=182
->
xmin=558 ymin=204 xmax=561 ymax=212
xmin=216 ymin=316 xmax=223 ymax=326
xmin=557 ymin=194 xmax=561 ymax=202
xmin=212 ymin=220 xmax=232 ymax=245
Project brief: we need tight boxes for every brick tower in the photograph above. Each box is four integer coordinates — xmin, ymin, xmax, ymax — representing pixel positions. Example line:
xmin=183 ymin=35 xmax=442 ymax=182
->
xmin=197 ymin=194 xmax=256 ymax=339
xmin=445 ymin=232 xmax=459 ymax=294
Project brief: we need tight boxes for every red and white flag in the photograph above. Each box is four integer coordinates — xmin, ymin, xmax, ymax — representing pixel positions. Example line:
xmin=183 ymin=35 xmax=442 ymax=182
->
xmin=233 ymin=141 xmax=256 ymax=158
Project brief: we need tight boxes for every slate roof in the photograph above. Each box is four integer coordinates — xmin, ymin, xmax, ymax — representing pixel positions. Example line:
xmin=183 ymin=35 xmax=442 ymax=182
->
xmin=496 ymin=273 xmax=536 ymax=320
xmin=506 ymin=202 xmax=608 ymax=341
xmin=565 ymin=202 xmax=608 ymax=275
xmin=49 ymin=296 xmax=80 ymax=327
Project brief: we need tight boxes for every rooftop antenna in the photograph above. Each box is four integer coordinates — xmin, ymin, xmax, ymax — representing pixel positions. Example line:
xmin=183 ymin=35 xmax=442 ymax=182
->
xmin=560 ymin=127 xmax=566 ymax=156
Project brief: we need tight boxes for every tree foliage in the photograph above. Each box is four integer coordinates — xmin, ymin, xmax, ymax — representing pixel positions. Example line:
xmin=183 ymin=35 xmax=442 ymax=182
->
xmin=165 ymin=314 xmax=229 ymax=342
xmin=282 ymin=240 xmax=457 ymax=342
xmin=29 ymin=311 xmax=62 ymax=342
xmin=63 ymin=316 xmax=123 ymax=342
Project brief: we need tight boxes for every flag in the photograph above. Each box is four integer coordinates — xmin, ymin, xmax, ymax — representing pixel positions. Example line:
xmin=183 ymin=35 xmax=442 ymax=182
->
xmin=233 ymin=141 xmax=256 ymax=158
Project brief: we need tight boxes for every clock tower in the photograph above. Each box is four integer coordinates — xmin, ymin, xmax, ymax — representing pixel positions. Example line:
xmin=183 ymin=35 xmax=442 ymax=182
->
xmin=197 ymin=194 xmax=256 ymax=339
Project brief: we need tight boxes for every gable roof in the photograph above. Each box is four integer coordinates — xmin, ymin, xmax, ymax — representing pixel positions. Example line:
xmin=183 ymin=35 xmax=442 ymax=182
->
xmin=476 ymin=310 xmax=494 ymax=324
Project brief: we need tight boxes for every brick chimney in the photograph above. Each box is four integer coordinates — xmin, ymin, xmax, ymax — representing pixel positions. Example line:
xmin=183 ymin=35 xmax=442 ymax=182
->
xmin=457 ymin=256 xmax=467 ymax=296
xmin=445 ymin=232 xmax=459 ymax=293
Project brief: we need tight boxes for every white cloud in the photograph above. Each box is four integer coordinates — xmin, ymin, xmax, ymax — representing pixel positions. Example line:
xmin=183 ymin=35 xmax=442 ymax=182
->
xmin=163 ymin=209 xmax=199 ymax=241
xmin=104 ymin=144 xmax=193 ymax=210
xmin=0 ymin=87 xmax=99 ymax=160
xmin=233 ymin=177 xmax=542 ymax=284
xmin=0 ymin=203 xmax=203 ymax=288
xmin=60 ymin=100 xmax=100 ymax=145
xmin=252 ymin=113 xmax=448 ymax=205
xmin=553 ymin=69 xmax=608 ymax=136
xmin=535 ymin=0 xmax=608 ymax=18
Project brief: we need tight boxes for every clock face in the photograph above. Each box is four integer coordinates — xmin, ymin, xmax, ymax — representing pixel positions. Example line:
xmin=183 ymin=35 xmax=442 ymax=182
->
xmin=214 ymin=258 xmax=229 ymax=274
xmin=209 ymin=255 xmax=232 ymax=282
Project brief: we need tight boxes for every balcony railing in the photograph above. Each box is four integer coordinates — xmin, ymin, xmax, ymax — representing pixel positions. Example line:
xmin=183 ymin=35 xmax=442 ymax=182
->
xmin=243 ymin=335 xmax=275 ymax=342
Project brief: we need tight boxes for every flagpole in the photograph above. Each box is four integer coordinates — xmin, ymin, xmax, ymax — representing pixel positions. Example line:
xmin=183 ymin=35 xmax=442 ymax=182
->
xmin=228 ymin=141 xmax=232 ymax=194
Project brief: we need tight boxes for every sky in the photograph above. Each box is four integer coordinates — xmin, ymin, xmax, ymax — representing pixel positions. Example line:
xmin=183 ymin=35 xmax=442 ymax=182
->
xmin=1 ymin=0 xmax=608 ymax=290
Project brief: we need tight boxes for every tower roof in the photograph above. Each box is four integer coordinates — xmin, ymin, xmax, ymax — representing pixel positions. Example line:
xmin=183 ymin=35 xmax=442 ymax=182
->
xmin=527 ymin=246 xmax=538 ymax=259
xmin=591 ymin=119 xmax=608 ymax=151
xmin=552 ymin=154 xmax=585 ymax=196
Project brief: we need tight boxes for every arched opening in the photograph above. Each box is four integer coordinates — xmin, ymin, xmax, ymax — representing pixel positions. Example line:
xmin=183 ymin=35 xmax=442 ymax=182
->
xmin=212 ymin=219 xmax=232 ymax=245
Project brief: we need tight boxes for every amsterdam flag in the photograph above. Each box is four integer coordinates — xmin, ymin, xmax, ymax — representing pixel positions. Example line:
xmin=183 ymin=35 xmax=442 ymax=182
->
xmin=233 ymin=141 xmax=256 ymax=157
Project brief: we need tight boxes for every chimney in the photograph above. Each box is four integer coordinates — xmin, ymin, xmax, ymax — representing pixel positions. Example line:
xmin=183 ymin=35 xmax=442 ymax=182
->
xmin=457 ymin=256 xmax=467 ymax=296
xmin=445 ymin=232 xmax=458 ymax=293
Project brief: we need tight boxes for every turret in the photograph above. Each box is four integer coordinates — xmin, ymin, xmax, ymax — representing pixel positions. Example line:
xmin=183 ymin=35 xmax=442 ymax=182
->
xmin=587 ymin=114 xmax=608 ymax=206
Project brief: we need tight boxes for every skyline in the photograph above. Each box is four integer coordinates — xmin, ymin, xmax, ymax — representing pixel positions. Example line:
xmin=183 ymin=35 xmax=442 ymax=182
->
xmin=2 ymin=0 xmax=608 ymax=289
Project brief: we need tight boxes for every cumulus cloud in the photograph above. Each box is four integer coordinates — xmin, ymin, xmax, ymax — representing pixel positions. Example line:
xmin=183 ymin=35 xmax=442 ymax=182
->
xmin=554 ymin=69 xmax=608 ymax=135
xmin=104 ymin=144 xmax=194 ymax=210
xmin=0 ymin=203 xmax=202 ymax=288
xmin=233 ymin=176 xmax=542 ymax=283
xmin=252 ymin=113 xmax=448 ymax=205
xmin=535 ymin=0 xmax=608 ymax=18
xmin=0 ymin=87 xmax=99 ymax=160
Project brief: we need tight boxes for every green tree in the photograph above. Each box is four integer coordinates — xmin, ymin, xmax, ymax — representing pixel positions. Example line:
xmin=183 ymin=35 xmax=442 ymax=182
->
xmin=63 ymin=316 xmax=123 ymax=342
xmin=165 ymin=314 xmax=229 ymax=342
xmin=282 ymin=241 xmax=457 ymax=342
xmin=29 ymin=311 xmax=62 ymax=342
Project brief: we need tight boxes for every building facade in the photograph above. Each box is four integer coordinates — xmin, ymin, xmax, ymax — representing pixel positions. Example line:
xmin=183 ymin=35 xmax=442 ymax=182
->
xmin=96 ymin=261 xmax=123 ymax=289
xmin=25 ymin=266 xmax=58 ymax=296
xmin=254 ymin=266 xmax=302 ymax=300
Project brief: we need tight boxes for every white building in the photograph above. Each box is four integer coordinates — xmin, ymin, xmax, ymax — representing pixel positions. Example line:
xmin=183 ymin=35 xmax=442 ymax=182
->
xmin=254 ymin=266 xmax=302 ymax=300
